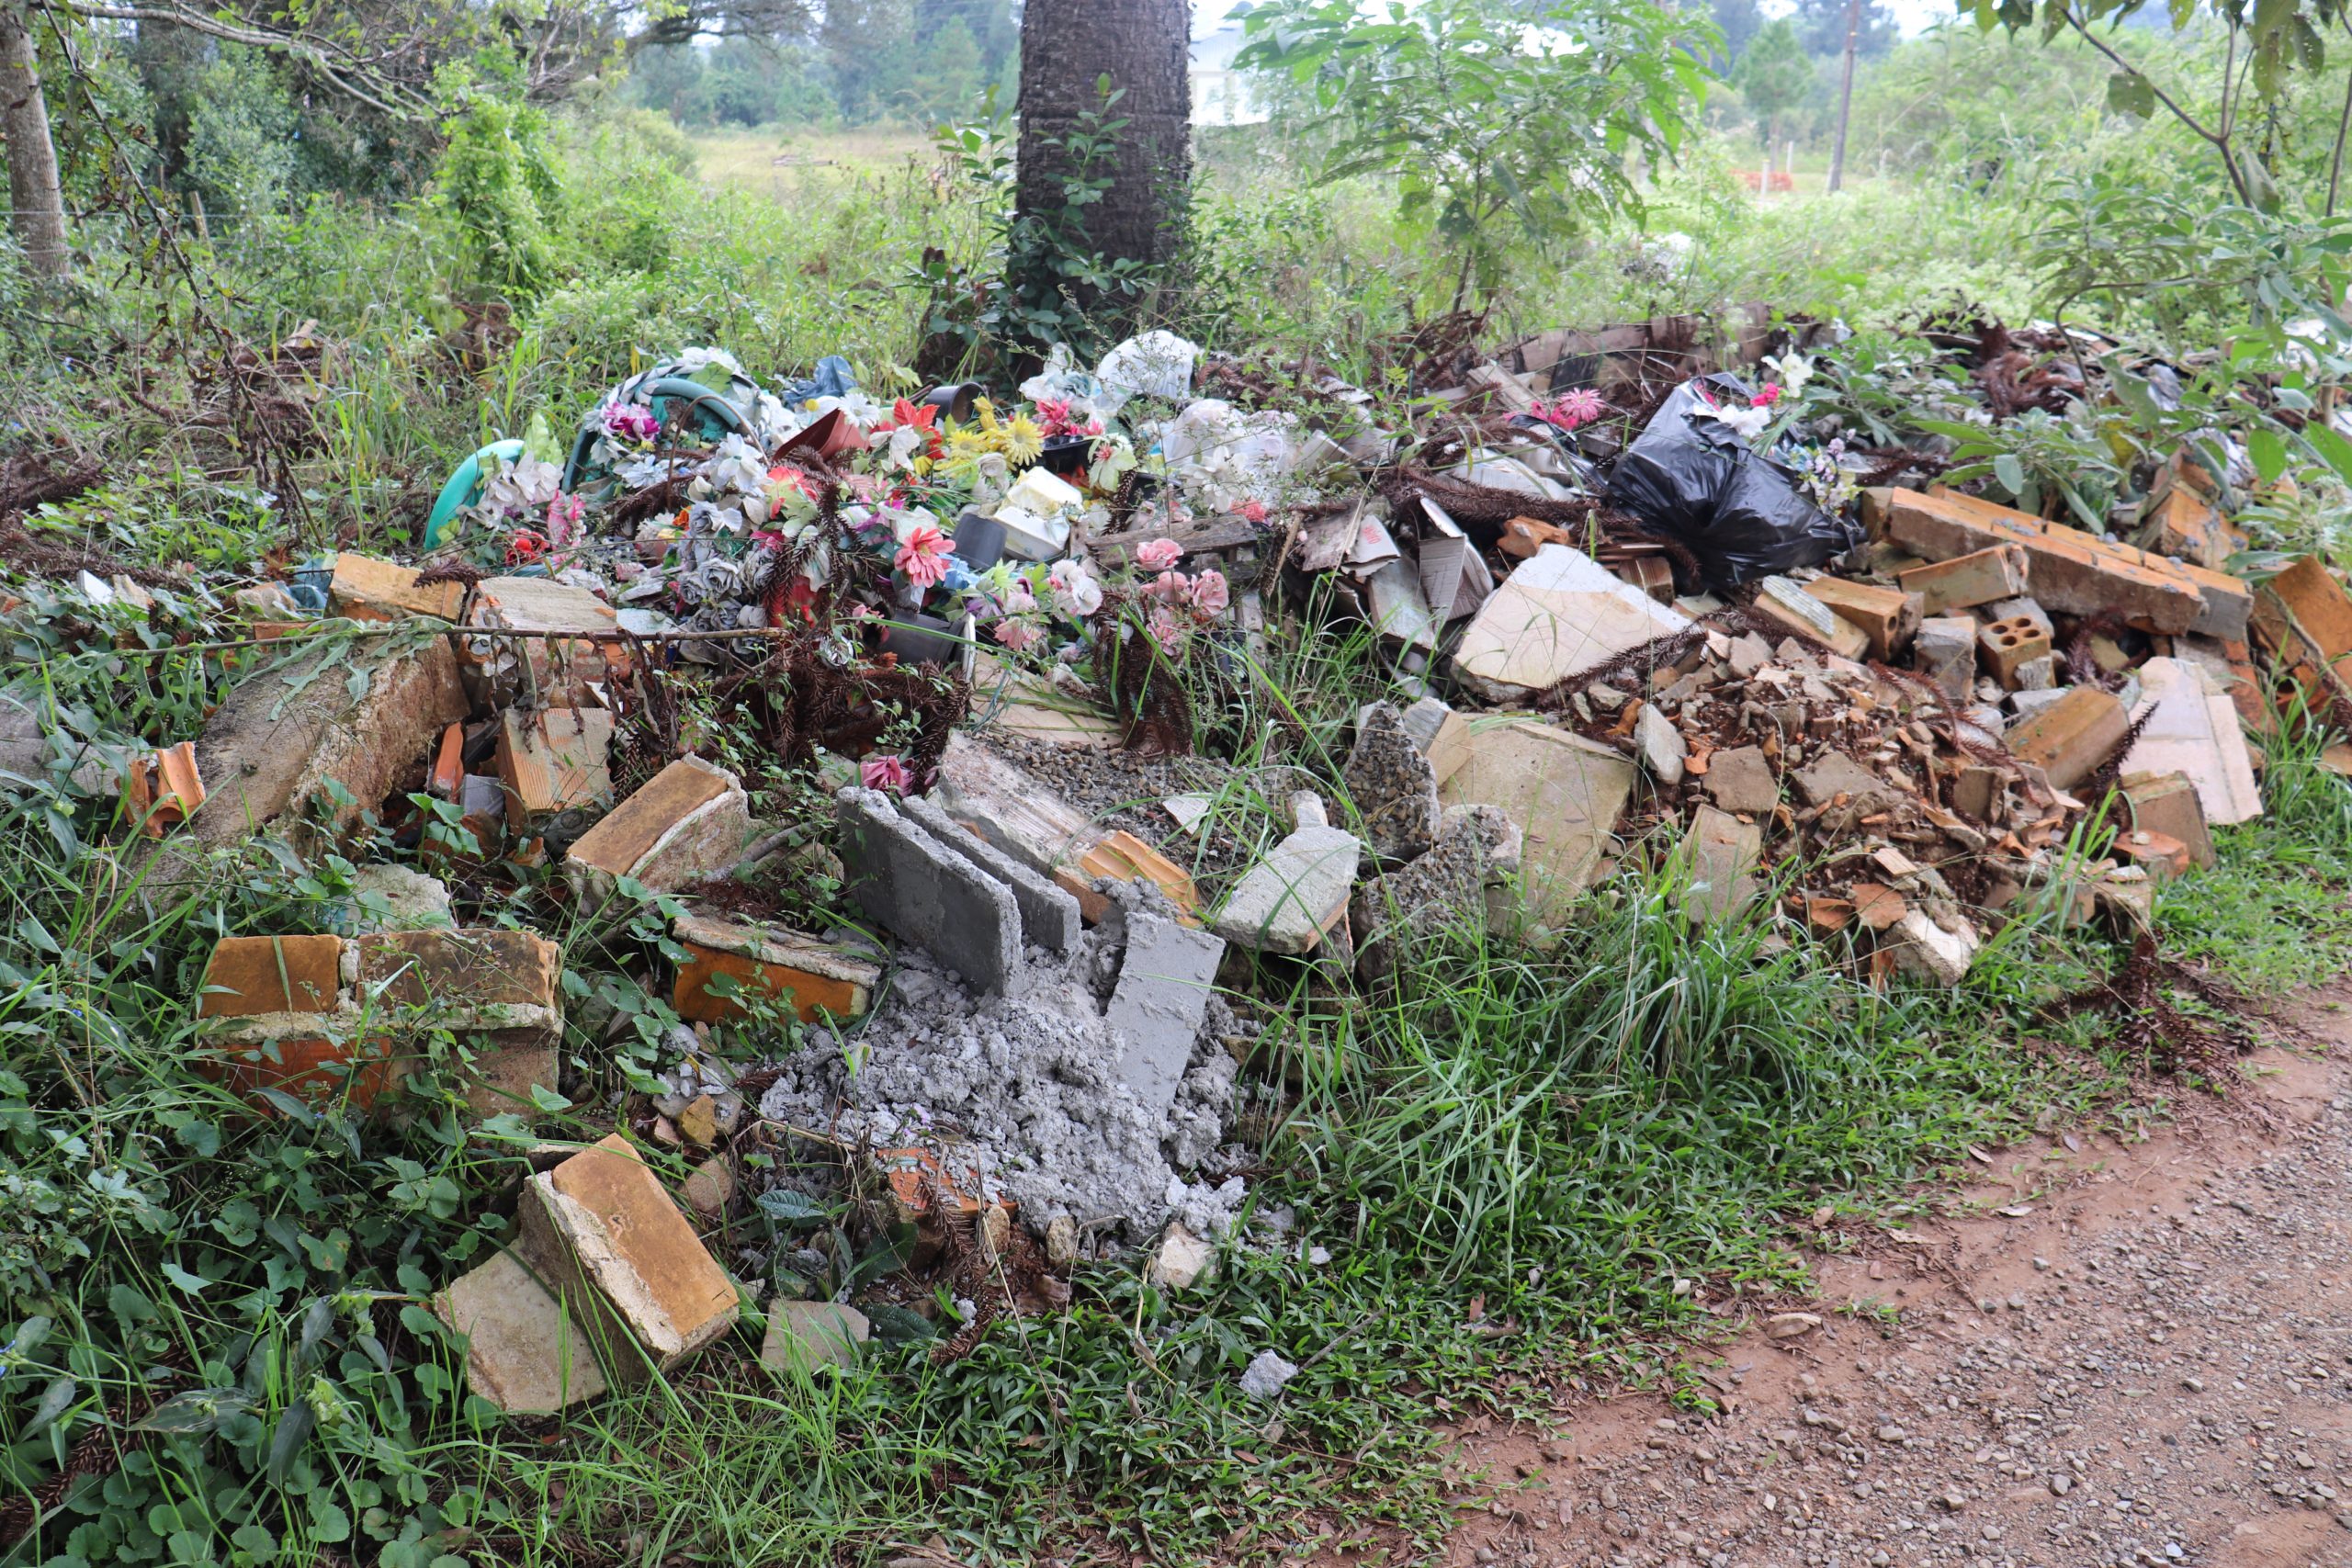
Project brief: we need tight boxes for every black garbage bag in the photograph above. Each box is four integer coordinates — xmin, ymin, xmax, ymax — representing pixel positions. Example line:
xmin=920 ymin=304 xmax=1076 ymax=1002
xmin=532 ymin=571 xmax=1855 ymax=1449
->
xmin=1605 ymin=373 xmax=1862 ymax=591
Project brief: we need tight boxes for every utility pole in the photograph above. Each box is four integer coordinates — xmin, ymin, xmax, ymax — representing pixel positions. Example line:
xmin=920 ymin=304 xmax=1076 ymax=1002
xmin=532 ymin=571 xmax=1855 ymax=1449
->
xmin=1828 ymin=0 xmax=1864 ymax=194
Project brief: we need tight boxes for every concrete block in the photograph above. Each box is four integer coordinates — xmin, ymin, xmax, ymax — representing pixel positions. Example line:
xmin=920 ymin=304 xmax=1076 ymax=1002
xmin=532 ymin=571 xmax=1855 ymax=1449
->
xmin=1890 ymin=908 xmax=1977 ymax=986
xmin=1915 ymin=615 xmax=1977 ymax=701
xmin=899 ymin=793 xmax=1083 ymax=953
xmin=2006 ymin=686 xmax=2130 ymax=792
xmin=760 ymin=1302 xmax=869 ymax=1373
xmin=1103 ymin=909 xmax=1227 ymax=1116
xmin=433 ymin=1248 xmax=608 ymax=1413
xmin=670 ymin=912 xmax=881 ymax=1024
xmin=1896 ymin=545 xmax=2030 ymax=615
xmin=1977 ymin=615 xmax=2053 ymax=689
xmin=513 ymin=1134 xmax=739 ymax=1379
xmin=1351 ymin=805 xmax=1521 ymax=984
xmin=1754 ymin=576 xmax=1870 ymax=660
xmin=565 ymin=756 xmax=751 ymax=904
xmin=1801 ymin=576 xmax=1920 ymax=660
xmin=1450 ymin=546 xmax=1690 ymax=704
xmin=493 ymin=707 xmax=615 ymax=835
xmin=1702 ymin=744 xmax=1781 ymax=816
xmin=1681 ymin=805 xmax=1761 ymax=925
xmin=1634 ymin=704 xmax=1687 ymax=787
xmin=330 ymin=554 xmax=465 ymax=622
xmin=2120 ymin=656 xmax=2261 ymax=825
xmin=1211 ymin=823 xmax=1362 ymax=954
xmin=836 ymin=787 xmax=1021 ymax=992
xmin=1437 ymin=720 xmax=1634 ymax=922
xmin=2122 ymin=770 xmax=2217 ymax=867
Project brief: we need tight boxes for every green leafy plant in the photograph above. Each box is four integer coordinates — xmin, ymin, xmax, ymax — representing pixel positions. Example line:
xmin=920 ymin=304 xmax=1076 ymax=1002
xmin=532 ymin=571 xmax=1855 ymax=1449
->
xmin=1236 ymin=0 xmax=1716 ymax=310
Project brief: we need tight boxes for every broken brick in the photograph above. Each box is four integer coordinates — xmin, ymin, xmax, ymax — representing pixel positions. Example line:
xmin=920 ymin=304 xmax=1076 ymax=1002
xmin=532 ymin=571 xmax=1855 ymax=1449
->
xmin=123 ymin=740 xmax=204 ymax=838
xmin=2121 ymin=770 xmax=2216 ymax=868
xmin=330 ymin=554 xmax=466 ymax=623
xmin=199 ymin=933 xmax=345 ymax=1017
xmin=513 ymin=1134 xmax=739 ymax=1378
xmin=493 ymin=706 xmax=616 ymax=831
xmin=669 ymin=912 xmax=881 ymax=1024
xmin=1801 ymin=577 xmax=1920 ymax=661
xmin=2005 ymin=686 xmax=2130 ymax=792
xmin=433 ymin=1248 xmax=609 ymax=1414
xmin=564 ymin=755 xmax=751 ymax=904
xmin=1895 ymin=545 xmax=2030 ymax=615
xmin=1977 ymin=615 xmax=2053 ymax=689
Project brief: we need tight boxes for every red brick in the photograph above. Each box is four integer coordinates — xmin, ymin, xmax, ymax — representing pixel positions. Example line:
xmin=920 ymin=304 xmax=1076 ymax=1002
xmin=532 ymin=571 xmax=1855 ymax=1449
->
xmin=1895 ymin=545 xmax=2030 ymax=615
xmin=2006 ymin=686 xmax=2130 ymax=791
xmin=330 ymin=555 xmax=465 ymax=623
xmin=1976 ymin=615 xmax=2053 ymax=688
xmin=670 ymin=913 xmax=880 ymax=1023
xmin=199 ymin=934 xmax=345 ymax=1016
xmin=1801 ymin=577 xmax=1920 ymax=661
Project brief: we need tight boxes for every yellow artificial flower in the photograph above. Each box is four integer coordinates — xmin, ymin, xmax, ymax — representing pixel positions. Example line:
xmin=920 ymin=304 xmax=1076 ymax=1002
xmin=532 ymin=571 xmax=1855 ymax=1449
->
xmin=975 ymin=399 xmax=1001 ymax=436
xmin=946 ymin=427 xmax=991 ymax=461
xmin=1001 ymin=413 xmax=1044 ymax=466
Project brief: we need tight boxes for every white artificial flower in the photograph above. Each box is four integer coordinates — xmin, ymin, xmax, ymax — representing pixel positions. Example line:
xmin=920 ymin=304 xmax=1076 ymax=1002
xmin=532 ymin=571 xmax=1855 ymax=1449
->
xmin=1048 ymin=558 xmax=1102 ymax=616
xmin=882 ymin=504 xmax=943 ymax=545
xmin=1766 ymin=351 xmax=1815 ymax=396
xmin=1698 ymin=403 xmax=1772 ymax=442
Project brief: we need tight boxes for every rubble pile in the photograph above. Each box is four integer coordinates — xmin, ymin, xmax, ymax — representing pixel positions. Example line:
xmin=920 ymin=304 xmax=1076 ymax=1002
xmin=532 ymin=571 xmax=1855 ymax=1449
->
xmin=16 ymin=304 xmax=2346 ymax=1416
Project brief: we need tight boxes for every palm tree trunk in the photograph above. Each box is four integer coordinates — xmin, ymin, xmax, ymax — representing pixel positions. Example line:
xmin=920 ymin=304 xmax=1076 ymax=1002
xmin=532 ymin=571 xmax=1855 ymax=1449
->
xmin=0 ymin=0 xmax=68 ymax=278
xmin=1012 ymin=0 xmax=1191 ymax=326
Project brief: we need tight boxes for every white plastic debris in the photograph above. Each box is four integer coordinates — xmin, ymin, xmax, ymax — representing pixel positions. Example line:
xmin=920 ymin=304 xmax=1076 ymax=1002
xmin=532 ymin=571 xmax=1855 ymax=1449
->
xmin=1095 ymin=330 xmax=1200 ymax=411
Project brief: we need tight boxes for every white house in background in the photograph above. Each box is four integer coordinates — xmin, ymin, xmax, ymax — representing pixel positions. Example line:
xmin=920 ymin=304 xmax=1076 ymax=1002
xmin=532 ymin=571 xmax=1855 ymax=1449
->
xmin=1191 ymin=26 xmax=1268 ymax=126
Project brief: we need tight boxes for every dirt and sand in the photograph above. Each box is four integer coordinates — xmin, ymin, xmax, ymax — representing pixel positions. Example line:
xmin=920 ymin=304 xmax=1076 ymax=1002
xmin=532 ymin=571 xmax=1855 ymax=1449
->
xmin=1422 ymin=993 xmax=2352 ymax=1568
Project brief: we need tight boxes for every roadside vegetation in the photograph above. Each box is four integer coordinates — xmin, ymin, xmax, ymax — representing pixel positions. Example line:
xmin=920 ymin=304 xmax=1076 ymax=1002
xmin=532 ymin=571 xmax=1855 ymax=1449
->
xmin=8 ymin=4 xmax=2352 ymax=1564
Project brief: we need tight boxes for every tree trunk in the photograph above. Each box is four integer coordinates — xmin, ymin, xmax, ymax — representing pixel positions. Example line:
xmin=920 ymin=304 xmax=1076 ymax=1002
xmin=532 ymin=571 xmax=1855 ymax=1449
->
xmin=1012 ymin=0 xmax=1190 ymax=327
xmin=1827 ymin=0 xmax=1863 ymax=194
xmin=0 ymin=0 xmax=67 ymax=278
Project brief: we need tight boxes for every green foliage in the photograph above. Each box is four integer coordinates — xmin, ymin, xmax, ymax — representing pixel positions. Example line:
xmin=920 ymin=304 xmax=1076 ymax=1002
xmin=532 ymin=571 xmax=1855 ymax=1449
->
xmin=433 ymin=96 xmax=565 ymax=302
xmin=1236 ymin=0 xmax=1718 ymax=309
xmin=1736 ymin=17 xmax=1816 ymax=145
xmin=185 ymin=47 xmax=299 ymax=216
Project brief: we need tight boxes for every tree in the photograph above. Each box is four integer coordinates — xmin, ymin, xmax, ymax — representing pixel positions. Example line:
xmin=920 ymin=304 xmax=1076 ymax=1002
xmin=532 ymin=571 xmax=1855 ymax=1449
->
xmin=1792 ymin=0 xmax=1894 ymax=59
xmin=1238 ymin=0 xmax=1713 ymax=310
xmin=1736 ymin=17 xmax=1813 ymax=150
xmin=1710 ymin=0 xmax=1763 ymax=69
xmin=0 ymin=0 xmax=67 ymax=276
xmin=1012 ymin=0 xmax=1192 ymax=323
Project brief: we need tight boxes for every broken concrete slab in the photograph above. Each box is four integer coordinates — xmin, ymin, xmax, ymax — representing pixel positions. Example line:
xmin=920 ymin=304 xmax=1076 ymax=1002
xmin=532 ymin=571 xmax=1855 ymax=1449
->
xmin=1449 ymin=545 xmax=1690 ymax=705
xmin=1437 ymin=720 xmax=1634 ymax=923
xmin=760 ymin=1301 xmax=869 ymax=1372
xmin=1914 ymin=615 xmax=1977 ymax=702
xmin=670 ymin=912 xmax=882 ymax=1024
xmin=1792 ymin=751 xmax=1895 ymax=816
xmin=899 ymin=792 xmax=1083 ymax=953
xmin=1680 ymin=805 xmax=1762 ymax=925
xmin=836 ymin=786 xmax=1022 ymax=992
xmin=967 ymin=649 xmax=1122 ymax=748
xmin=564 ymin=755 xmax=752 ymax=905
xmin=335 ymin=864 xmax=454 ymax=933
xmin=1351 ymin=803 xmax=1521 ymax=982
xmin=1103 ymin=906 xmax=1227 ymax=1117
xmin=2120 ymin=657 xmax=2261 ymax=826
xmin=512 ymin=1134 xmax=740 ymax=1379
xmin=433 ymin=1248 xmax=609 ymax=1414
xmin=2006 ymin=686 xmax=2131 ymax=793
xmin=1211 ymin=821 xmax=1362 ymax=955
xmin=928 ymin=733 xmax=1103 ymax=880
xmin=1342 ymin=702 xmax=1442 ymax=865
xmin=1701 ymin=744 xmax=1780 ymax=817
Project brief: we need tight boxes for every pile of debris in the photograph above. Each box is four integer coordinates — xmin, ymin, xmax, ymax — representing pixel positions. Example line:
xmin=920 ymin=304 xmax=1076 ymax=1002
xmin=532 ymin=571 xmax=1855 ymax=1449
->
xmin=17 ymin=307 xmax=2343 ymax=1416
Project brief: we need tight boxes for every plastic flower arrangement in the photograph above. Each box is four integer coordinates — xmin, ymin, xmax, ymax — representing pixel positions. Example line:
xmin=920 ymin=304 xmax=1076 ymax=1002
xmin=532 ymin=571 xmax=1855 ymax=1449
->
xmin=1532 ymin=388 xmax=1606 ymax=431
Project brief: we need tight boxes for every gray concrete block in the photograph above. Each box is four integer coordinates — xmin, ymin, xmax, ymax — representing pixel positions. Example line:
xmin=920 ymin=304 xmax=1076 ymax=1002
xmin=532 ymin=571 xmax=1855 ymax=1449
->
xmin=899 ymin=793 xmax=1082 ymax=953
xmin=1103 ymin=911 xmax=1227 ymax=1117
xmin=836 ymin=788 xmax=1022 ymax=993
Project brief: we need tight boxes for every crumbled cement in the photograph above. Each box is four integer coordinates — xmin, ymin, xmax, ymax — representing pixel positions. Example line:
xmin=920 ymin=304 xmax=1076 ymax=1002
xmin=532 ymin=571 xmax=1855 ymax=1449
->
xmin=1238 ymin=1348 xmax=1300 ymax=1401
xmin=754 ymin=896 xmax=1249 ymax=1237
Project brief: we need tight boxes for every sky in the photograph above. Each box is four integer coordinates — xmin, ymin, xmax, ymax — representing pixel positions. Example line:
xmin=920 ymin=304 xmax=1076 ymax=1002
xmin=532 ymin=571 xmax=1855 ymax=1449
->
xmin=1190 ymin=0 xmax=1963 ymax=39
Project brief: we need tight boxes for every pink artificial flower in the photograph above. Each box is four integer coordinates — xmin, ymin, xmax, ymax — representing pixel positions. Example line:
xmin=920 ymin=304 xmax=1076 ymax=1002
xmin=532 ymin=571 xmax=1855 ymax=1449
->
xmin=1147 ymin=606 xmax=1187 ymax=657
xmin=861 ymin=755 xmax=908 ymax=793
xmin=1753 ymin=383 xmax=1783 ymax=408
xmin=993 ymin=617 xmax=1044 ymax=652
xmin=1082 ymin=418 xmax=1103 ymax=436
xmin=1149 ymin=570 xmax=1192 ymax=603
xmin=846 ymin=602 xmax=879 ymax=621
xmin=1237 ymin=500 xmax=1269 ymax=525
xmin=1136 ymin=537 xmax=1183 ymax=572
xmin=1035 ymin=398 xmax=1072 ymax=436
xmin=1190 ymin=569 xmax=1230 ymax=615
xmin=896 ymin=524 xmax=952 ymax=588
xmin=603 ymin=402 xmax=661 ymax=442
xmin=546 ymin=493 xmax=584 ymax=549
xmin=1534 ymin=389 xmax=1606 ymax=431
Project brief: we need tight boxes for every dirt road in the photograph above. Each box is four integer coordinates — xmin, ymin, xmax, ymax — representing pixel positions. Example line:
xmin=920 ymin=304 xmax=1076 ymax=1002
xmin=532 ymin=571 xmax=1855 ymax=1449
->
xmin=1441 ymin=998 xmax=2352 ymax=1568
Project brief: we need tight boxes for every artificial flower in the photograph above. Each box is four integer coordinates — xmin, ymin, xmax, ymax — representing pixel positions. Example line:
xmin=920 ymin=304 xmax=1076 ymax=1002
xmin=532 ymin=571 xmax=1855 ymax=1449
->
xmin=1190 ymin=569 xmax=1230 ymax=615
xmin=1535 ymin=388 xmax=1606 ymax=431
xmin=993 ymin=617 xmax=1045 ymax=652
xmin=1236 ymin=500 xmax=1269 ymax=525
xmin=1001 ymin=413 xmax=1045 ymax=466
xmin=1754 ymin=383 xmax=1783 ymax=408
xmin=861 ymin=755 xmax=908 ymax=793
xmin=546 ymin=493 xmax=583 ymax=549
xmin=1136 ymin=537 xmax=1184 ymax=572
xmin=895 ymin=524 xmax=953 ymax=588
xmin=601 ymin=401 xmax=661 ymax=443
xmin=1765 ymin=351 xmax=1815 ymax=396
xmin=1148 ymin=570 xmax=1191 ymax=603
xmin=1146 ymin=605 xmax=1187 ymax=657
xmin=1047 ymin=558 xmax=1102 ymax=616
xmin=1698 ymin=403 xmax=1773 ymax=442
